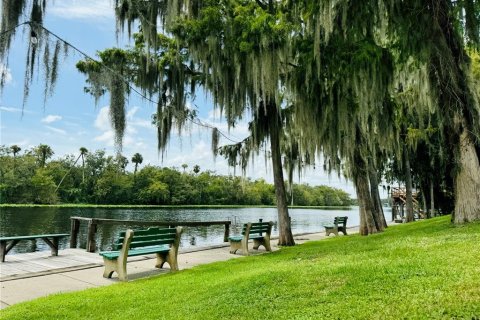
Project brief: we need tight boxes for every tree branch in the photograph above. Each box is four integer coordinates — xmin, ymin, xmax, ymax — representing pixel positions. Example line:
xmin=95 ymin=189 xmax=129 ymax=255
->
xmin=254 ymin=0 xmax=268 ymax=10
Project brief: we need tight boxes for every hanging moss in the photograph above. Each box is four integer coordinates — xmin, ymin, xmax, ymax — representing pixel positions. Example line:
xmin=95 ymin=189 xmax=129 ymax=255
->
xmin=0 ymin=1 xmax=69 ymax=110
xmin=211 ymin=127 xmax=219 ymax=156
xmin=0 ymin=0 xmax=27 ymax=60
xmin=110 ymin=74 xmax=127 ymax=150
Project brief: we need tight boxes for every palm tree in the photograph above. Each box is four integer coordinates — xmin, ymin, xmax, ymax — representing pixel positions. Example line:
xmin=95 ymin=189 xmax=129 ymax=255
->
xmin=131 ymin=153 xmax=143 ymax=174
xmin=193 ymin=165 xmax=200 ymax=174
xmin=116 ymin=155 xmax=129 ymax=173
xmin=10 ymin=145 xmax=21 ymax=157
xmin=10 ymin=145 xmax=21 ymax=175
xmin=35 ymin=144 xmax=54 ymax=167
xmin=55 ymin=147 xmax=88 ymax=193
xmin=79 ymin=147 xmax=88 ymax=183
xmin=181 ymin=163 xmax=188 ymax=173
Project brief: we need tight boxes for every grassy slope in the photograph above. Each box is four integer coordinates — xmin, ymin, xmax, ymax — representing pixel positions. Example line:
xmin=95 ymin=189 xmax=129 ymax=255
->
xmin=1 ymin=216 xmax=479 ymax=320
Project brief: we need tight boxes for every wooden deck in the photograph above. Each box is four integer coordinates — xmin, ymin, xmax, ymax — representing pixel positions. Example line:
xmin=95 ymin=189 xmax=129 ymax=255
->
xmin=0 ymin=247 xmax=222 ymax=282
xmin=0 ymin=249 xmax=106 ymax=281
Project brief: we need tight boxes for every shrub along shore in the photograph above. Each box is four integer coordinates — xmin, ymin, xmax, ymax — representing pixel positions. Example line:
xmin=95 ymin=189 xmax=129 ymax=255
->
xmin=1 ymin=216 xmax=478 ymax=319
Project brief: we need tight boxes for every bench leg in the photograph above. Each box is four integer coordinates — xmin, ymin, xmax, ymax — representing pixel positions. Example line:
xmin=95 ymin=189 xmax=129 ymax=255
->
xmin=102 ymin=258 xmax=117 ymax=279
xmin=155 ymin=252 xmax=167 ymax=269
xmin=263 ymin=237 xmax=272 ymax=252
xmin=325 ymin=228 xmax=339 ymax=236
xmin=42 ymin=237 xmax=59 ymax=256
xmin=229 ymin=241 xmax=241 ymax=254
xmin=155 ymin=252 xmax=179 ymax=271
xmin=1 ymin=240 xmax=20 ymax=262
xmin=253 ymin=238 xmax=272 ymax=252
xmin=0 ymin=241 xmax=6 ymax=263
xmin=103 ymin=257 xmax=127 ymax=281
xmin=242 ymin=239 xmax=249 ymax=256
xmin=253 ymin=239 xmax=262 ymax=250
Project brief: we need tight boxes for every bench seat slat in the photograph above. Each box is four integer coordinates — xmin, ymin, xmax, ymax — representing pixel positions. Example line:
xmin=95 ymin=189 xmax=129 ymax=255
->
xmin=117 ymin=233 xmax=176 ymax=243
xmin=0 ymin=233 xmax=69 ymax=241
xmin=114 ymin=239 xmax=174 ymax=250
xmin=119 ymin=228 xmax=175 ymax=237
xmin=229 ymin=234 xmax=266 ymax=241
xmin=100 ymin=244 xmax=171 ymax=260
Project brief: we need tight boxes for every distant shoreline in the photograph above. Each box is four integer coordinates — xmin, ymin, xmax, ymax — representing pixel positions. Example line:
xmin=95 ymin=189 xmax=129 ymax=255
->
xmin=0 ymin=204 xmax=352 ymax=210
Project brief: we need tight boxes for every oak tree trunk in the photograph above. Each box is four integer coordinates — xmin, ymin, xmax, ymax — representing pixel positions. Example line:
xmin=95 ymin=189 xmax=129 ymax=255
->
xmin=454 ymin=131 xmax=480 ymax=223
xmin=369 ymin=168 xmax=387 ymax=230
xmin=421 ymin=186 xmax=429 ymax=219
xmin=267 ymin=102 xmax=295 ymax=245
xmin=430 ymin=180 xmax=435 ymax=217
xmin=404 ymin=147 xmax=414 ymax=222
xmin=355 ymin=172 xmax=379 ymax=235
xmin=434 ymin=0 xmax=480 ymax=223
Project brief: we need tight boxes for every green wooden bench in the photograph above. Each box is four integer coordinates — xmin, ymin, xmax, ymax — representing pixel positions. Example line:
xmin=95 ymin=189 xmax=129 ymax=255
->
xmin=324 ymin=216 xmax=348 ymax=236
xmin=99 ymin=227 xmax=183 ymax=281
xmin=0 ymin=233 xmax=70 ymax=262
xmin=229 ymin=221 xmax=273 ymax=256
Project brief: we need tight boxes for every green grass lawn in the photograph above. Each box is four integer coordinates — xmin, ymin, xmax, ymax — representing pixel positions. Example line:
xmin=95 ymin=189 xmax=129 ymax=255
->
xmin=1 ymin=216 xmax=479 ymax=319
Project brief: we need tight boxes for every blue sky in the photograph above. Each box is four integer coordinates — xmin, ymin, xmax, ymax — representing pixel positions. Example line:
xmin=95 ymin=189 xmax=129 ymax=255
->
xmin=0 ymin=0 xmax=356 ymax=195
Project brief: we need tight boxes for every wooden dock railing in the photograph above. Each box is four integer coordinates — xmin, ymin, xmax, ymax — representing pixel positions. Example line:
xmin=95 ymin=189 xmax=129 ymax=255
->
xmin=70 ymin=216 xmax=231 ymax=252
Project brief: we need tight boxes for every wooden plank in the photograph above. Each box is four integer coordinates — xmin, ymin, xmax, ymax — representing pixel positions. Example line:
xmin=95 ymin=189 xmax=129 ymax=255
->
xmin=0 ymin=234 xmax=69 ymax=241
xmin=70 ymin=216 xmax=231 ymax=227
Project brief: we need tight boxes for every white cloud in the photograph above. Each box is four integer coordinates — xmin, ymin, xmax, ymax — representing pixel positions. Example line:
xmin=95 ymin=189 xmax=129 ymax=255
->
xmin=0 ymin=106 xmax=35 ymax=114
xmin=0 ymin=64 xmax=12 ymax=85
xmin=0 ymin=106 xmax=21 ymax=113
xmin=94 ymin=130 xmax=115 ymax=145
xmin=130 ymin=118 xmax=154 ymax=129
xmin=94 ymin=106 xmax=111 ymax=130
xmin=127 ymin=106 xmax=139 ymax=119
xmin=41 ymin=115 xmax=62 ymax=124
xmin=207 ymin=108 xmax=224 ymax=121
xmin=45 ymin=125 xmax=67 ymax=135
xmin=93 ymin=106 xmax=148 ymax=148
xmin=50 ymin=1 xmax=114 ymax=20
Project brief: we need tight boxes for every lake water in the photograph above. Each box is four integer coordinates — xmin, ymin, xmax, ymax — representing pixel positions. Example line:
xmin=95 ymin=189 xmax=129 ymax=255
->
xmin=0 ymin=206 xmax=383 ymax=254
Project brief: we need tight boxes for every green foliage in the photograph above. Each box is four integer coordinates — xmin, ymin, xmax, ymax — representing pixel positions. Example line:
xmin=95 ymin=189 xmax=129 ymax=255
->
xmin=2 ymin=217 xmax=479 ymax=319
xmin=29 ymin=169 xmax=57 ymax=204
xmin=0 ymin=146 xmax=351 ymax=206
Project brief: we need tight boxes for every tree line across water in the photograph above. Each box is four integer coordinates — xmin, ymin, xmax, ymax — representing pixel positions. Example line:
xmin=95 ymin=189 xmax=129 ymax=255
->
xmin=0 ymin=145 xmax=351 ymax=206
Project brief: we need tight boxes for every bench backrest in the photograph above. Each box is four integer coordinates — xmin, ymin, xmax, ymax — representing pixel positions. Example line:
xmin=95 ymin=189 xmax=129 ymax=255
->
xmin=334 ymin=216 xmax=348 ymax=226
xmin=241 ymin=222 xmax=273 ymax=237
xmin=114 ymin=227 xmax=178 ymax=250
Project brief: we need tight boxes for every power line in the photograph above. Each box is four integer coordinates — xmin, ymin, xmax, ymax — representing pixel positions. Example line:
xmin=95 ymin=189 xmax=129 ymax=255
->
xmin=1 ymin=20 xmax=243 ymax=145
xmin=0 ymin=21 xmax=30 ymax=36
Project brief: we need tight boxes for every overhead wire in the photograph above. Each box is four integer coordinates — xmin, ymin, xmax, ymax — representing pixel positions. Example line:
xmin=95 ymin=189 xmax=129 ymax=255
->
xmin=1 ymin=20 xmax=244 ymax=145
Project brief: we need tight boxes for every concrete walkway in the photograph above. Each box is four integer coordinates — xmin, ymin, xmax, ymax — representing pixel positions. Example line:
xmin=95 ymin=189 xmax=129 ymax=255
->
xmin=0 ymin=228 xmax=358 ymax=309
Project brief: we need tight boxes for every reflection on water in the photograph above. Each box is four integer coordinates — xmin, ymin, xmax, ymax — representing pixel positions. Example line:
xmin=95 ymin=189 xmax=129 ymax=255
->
xmin=0 ymin=206 xmax=379 ymax=254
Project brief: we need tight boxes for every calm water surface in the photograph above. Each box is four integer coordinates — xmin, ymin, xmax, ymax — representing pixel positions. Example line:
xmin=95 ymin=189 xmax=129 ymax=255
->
xmin=0 ymin=206 xmax=379 ymax=254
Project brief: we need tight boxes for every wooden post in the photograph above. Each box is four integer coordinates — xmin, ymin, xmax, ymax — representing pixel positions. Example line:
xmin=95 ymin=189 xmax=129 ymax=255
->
xmin=87 ymin=220 xmax=97 ymax=252
xmin=0 ymin=241 xmax=6 ymax=263
xmin=224 ymin=223 xmax=230 ymax=242
xmin=70 ymin=218 xmax=80 ymax=248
